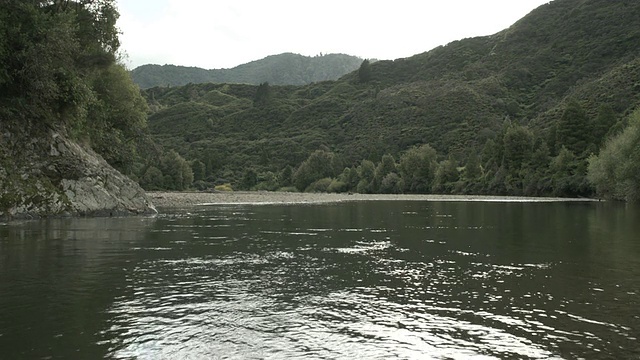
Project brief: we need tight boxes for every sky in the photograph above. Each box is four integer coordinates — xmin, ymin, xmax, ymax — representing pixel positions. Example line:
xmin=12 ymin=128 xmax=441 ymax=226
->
xmin=117 ymin=0 xmax=551 ymax=70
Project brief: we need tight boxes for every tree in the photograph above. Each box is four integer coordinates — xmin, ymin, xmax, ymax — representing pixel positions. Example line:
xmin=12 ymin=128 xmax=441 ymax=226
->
xmin=241 ymin=169 xmax=258 ymax=190
xmin=159 ymin=150 xmax=193 ymax=190
xmin=87 ymin=64 xmax=148 ymax=173
xmin=592 ymin=105 xmax=617 ymax=148
xmin=139 ymin=166 xmax=164 ymax=190
xmin=588 ymin=109 xmax=640 ymax=201
xmin=337 ymin=166 xmax=359 ymax=192
xmin=0 ymin=0 xmax=121 ymax=121
xmin=556 ymin=100 xmax=592 ymax=156
xmin=523 ymin=140 xmax=552 ymax=196
xmin=433 ymin=156 xmax=460 ymax=193
xmin=549 ymin=147 xmax=589 ymax=197
xmin=356 ymin=160 xmax=375 ymax=193
xmin=372 ymin=154 xmax=397 ymax=192
xmin=0 ymin=0 xmax=149 ymax=180
xmin=292 ymin=150 xmax=339 ymax=191
xmin=253 ymin=82 xmax=271 ymax=107
xmin=279 ymin=165 xmax=293 ymax=188
xmin=191 ymin=159 xmax=206 ymax=182
xmin=255 ymin=171 xmax=279 ymax=191
xmin=503 ymin=124 xmax=533 ymax=172
xmin=461 ymin=152 xmax=483 ymax=194
xmin=0 ymin=1 xmax=83 ymax=122
xmin=398 ymin=145 xmax=438 ymax=193
xmin=379 ymin=173 xmax=403 ymax=194
xmin=358 ymin=59 xmax=372 ymax=83
xmin=502 ymin=124 xmax=534 ymax=194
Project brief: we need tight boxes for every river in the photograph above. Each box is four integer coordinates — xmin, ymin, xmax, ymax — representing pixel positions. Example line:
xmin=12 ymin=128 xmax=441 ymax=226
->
xmin=1 ymin=200 xmax=639 ymax=359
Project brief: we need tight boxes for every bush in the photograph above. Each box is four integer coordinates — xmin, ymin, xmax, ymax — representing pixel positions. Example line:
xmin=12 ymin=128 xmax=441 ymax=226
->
xmin=140 ymin=166 xmax=164 ymax=190
xmin=215 ymin=183 xmax=233 ymax=192
xmin=379 ymin=172 xmax=404 ymax=194
xmin=305 ymin=178 xmax=333 ymax=192
xmin=327 ymin=179 xmax=348 ymax=193
xmin=277 ymin=186 xmax=298 ymax=192
xmin=192 ymin=180 xmax=210 ymax=191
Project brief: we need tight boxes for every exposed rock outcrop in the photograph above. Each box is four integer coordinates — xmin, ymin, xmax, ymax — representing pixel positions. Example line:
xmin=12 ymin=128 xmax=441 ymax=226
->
xmin=0 ymin=122 xmax=156 ymax=220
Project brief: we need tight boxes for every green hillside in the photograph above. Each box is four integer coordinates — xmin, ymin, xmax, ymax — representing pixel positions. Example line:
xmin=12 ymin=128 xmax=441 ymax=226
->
xmin=139 ymin=0 xmax=640 ymax=198
xmin=131 ymin=53 xmax=364 ymax=88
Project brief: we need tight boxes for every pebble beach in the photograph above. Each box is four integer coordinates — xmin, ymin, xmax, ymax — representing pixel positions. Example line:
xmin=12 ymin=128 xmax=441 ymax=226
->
xmin=147 ymin=191 xmax=597 ymax=209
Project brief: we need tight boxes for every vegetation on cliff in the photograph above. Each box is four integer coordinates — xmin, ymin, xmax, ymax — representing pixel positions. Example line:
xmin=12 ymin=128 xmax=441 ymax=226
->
xmin=0 ymin=0 xmax=148 ymax=167
xmin=0 ymin=0 xmax=155 ymax=217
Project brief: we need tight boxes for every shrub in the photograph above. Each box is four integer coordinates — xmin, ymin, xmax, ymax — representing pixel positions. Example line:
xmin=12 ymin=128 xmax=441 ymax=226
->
xmin=327 ymin=179 xmax=348 ymax=193
xmin=215 ymin=183 xmax=233 ymax=192
xmin=305 ymin=178 xmax=333 ymax=192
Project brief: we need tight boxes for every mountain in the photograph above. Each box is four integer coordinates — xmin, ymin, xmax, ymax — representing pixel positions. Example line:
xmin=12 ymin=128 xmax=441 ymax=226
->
xmin=131 ymin=53 xmax=365 ymax=88
xmin=140 ymin=0 xmax=640 ymax=197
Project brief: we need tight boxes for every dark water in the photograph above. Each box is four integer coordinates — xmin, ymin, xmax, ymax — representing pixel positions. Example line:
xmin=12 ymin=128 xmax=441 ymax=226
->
xmin=1 ymin=201 xmax=639 ymax=359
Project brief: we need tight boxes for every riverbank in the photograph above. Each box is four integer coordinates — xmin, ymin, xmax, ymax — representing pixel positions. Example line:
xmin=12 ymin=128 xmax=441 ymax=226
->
xmin=147 ymin=191 xmax=598 ymax=208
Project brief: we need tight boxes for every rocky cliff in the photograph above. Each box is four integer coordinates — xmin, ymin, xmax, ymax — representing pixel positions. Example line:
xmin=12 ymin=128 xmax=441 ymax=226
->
xmin=0 ymin=121 xmax=156 ymax=220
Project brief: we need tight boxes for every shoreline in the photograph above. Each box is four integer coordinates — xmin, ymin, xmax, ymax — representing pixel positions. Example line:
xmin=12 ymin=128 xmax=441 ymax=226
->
xmin=147 ymin=191 xmax=598 ymax=209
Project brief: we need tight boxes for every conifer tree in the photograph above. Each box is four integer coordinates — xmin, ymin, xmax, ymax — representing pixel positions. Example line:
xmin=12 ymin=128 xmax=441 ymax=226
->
xmin=557 ymin=100 xmax=592 ymax=156
xmin=358 ymin=59 xmax=372 ymax=83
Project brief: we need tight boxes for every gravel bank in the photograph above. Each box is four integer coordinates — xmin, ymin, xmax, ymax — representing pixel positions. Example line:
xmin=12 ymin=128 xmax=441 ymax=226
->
xmin=147 ymin=191 xmax=597 ymax=209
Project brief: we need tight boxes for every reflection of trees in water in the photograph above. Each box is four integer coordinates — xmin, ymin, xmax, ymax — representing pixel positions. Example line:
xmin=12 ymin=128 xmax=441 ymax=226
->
xmin=0 ymin=217 xmax=156 ymax=359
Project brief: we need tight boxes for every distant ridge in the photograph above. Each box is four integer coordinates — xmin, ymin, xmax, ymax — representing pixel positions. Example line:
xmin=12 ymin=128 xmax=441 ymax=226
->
xmin=131 ymin=53 xmax=365 ymax=88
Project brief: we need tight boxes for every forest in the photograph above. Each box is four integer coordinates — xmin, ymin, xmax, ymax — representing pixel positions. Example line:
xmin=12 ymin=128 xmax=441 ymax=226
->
xmin=135 ymin=0 xmax=640 ymax=201
xmin=2 ymin=0 xmax=640 ymax=204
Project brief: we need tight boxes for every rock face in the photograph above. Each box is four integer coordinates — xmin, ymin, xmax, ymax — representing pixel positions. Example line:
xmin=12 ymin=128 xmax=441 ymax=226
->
xmin=0 ymin=122 xmax=156 ymax=220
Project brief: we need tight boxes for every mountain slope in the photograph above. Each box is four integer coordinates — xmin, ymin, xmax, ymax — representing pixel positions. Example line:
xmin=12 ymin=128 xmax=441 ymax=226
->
xmin=131 ymin=53 xmax=364 ymax=88
xmin=141 ymin=0 xmax=640 ymax=196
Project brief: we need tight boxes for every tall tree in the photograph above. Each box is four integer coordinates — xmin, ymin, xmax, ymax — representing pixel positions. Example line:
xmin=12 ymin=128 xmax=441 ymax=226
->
xmin=588 ymin=109 xmax=640 ymax=201
xmin=159 ymin=150 xmax=193 ymax=190
xmin=556 ymin=100 xmax=592 ymax=156
xmin=461 ymin=152 xmax=482 ymax=194
xmin=398 ymin=144 xmax=438 ymax=193
xmin=433 ymin=155 xmax=460 ymax=193
xmin=372 ymin=154 xmax=396 ymax=192
xmin=292 ymin=150 xmax=338 ymax=191
xmin=358 ymin=59 xmax=372 ymax=83
xmin=592 ymin=105 xmax=617 ymax=148
xmin=356 ymin=159 xmax=375 ymax=193
xmin=253 ymin=82 xmax=271 ymax=107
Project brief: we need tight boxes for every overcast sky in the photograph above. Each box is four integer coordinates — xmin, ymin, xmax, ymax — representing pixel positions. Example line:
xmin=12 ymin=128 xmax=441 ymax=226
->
xmin=117 ymin=0 xmax=550 ymax=70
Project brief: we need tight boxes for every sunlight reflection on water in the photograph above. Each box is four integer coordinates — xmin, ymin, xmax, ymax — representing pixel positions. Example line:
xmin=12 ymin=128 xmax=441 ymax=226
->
xmin=94 ymin=202 xmax=640 ymax=359
xmin=3 ymin=202 xmax=636 ymax=359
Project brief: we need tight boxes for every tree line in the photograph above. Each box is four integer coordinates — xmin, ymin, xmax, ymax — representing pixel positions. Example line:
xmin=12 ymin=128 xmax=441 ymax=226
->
xmin=137 ymin=97 xmax=640 ymax=201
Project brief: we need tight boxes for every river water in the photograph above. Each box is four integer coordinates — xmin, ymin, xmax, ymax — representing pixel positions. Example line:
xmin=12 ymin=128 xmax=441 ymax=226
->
xmin=1 ymin=200 xmax=639 ymax=359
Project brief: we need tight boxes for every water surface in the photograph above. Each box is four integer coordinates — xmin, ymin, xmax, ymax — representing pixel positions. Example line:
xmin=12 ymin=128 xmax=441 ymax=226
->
xmin=1 ymin=201 xmax=639 ymax=359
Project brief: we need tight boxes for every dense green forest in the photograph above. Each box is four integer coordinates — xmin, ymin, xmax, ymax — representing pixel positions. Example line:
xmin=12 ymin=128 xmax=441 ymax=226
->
xmin=3 ymin=0 xmax=640 ymax=204
xmin=136 ymin=0 xmax=640 ymax=201
xmin=131 ymin=53 xmax=365 ymax=89
xmin=0 ymin=1 xmax=148 ymax=183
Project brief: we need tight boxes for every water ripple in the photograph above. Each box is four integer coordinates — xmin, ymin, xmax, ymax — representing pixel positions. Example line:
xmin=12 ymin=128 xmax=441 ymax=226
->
xmin=90 ymin=204 xmax=640 ymax=359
